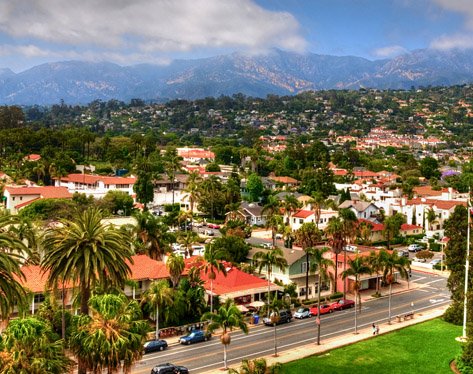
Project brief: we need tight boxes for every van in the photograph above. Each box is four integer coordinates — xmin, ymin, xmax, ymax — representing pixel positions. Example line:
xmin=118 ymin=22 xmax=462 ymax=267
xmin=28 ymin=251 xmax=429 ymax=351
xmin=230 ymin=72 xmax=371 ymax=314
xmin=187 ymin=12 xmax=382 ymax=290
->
xmin=191 ymin=245 xmax=205 ymax=256
xmin=263 ymin=309 xmax=292 ymax=325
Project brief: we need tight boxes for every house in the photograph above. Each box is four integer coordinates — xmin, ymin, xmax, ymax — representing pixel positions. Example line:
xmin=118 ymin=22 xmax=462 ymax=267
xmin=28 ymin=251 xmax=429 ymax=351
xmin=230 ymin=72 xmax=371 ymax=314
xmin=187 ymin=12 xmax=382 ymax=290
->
xmin=3 ymin=186 xmax=72 ymax=214
xmin=229 ymin=202 xmax=267 ymax=226
xmin=338 ymin=200 xmax=379 ymax=221
xmin=266 ymin=175 xmax=300 ymax=190
xmin=357 ymin=219 xmax=423 ymax=243
xmin=247 ymin=246 xmax=330 ymax=300
xmin=290 ymin=209 xmax=338 ymax=231
xmin=177 ymin=147 xmax=215 ymax=163
xmin=54 ymin=173 xmax=136 ymax=199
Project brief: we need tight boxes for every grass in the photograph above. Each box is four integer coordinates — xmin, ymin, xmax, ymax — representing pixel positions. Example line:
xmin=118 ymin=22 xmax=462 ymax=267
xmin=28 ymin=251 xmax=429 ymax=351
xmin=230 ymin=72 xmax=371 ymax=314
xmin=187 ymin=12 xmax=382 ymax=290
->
xmin=282 ymin=319 xmax=462 ymax=374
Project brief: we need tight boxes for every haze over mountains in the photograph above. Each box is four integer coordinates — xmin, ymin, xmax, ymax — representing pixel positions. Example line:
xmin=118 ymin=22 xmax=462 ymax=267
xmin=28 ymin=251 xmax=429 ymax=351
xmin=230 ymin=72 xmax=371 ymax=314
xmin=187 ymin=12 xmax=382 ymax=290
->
xmin=1 ymin=48 xmax=473 ymax=105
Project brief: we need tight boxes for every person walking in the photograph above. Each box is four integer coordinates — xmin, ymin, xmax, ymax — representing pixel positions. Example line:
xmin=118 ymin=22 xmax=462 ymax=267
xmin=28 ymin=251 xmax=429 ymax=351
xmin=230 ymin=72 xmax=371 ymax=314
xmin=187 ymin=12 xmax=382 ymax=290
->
xmin=376 ymin=325 xmax=380 ymax=335
xmin=372 ymin=323 xmax=376 ymax=335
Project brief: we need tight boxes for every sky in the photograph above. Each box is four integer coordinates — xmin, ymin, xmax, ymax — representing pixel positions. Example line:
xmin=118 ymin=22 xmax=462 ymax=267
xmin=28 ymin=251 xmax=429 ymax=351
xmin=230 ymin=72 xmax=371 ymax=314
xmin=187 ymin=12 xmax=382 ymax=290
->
xmin=0 ymin=0 xmax=472 ymax=72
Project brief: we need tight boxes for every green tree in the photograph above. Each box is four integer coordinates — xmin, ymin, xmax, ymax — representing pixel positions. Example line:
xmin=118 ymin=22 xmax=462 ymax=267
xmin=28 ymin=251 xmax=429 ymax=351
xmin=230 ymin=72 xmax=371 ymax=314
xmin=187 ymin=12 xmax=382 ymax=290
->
xmin=295 ymin=223 xmax=322 ymax=301
xmin=368 ymin=250 xmax=383 ymax=296
xmin=262 ymin=195 xmax=282 ymax=247
xmin=163 ymin=146 xmax=182 ymax=205
xmin=211 ymin=235 xmax=250 ymax=264
xmin=201 ymin=245 xmax=227 ymax=313
xmin=41 ymin=207 xmax=133 ymax=317
xmin=133 ymin=156 xmax=156 ymax=208
xmin=341 ymin=256 xmax=371 ymax=334
xmin=166 ymin=252 xmax=185 ymax=288
xmin=202 ymin=299 xmax=249 ymax=370
xmin=383 ymin=213 xmax=406 ymax=250
xmin=0 ymin=317 xmax=74 ymax=374
xmin=228 ymin=358 xmax=281 ymax=374
xmin=252 ymin=247 xmax=288 ymax=316
xmin=132 ymin=211 xmax=173 ymax=260
xmin=69 ymin=294 xmax=149 ymax=374
xmin=100 ymin=190 xmax=134 ymax=216
xmin=141 ymin=280 xmax=173 ymax=340
xmin=247 ymin=173 xmax=264 ymax=202
xmin=420 ymin=156 xmax=441 ymax=180
xmin=325 ymin=216 xmax=345 ymax=293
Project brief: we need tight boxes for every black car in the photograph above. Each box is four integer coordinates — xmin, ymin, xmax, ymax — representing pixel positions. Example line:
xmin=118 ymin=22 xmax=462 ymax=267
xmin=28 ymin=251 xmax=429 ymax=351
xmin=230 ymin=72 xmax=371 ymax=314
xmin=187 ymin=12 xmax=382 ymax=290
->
xmin=179 ymin=330 xmax=211 ymax=345
xmin=144 ymin=339 xmax=168 ymax=353
xmin=263 ymin=309 xmax=292 ymax=325
xmin=150 ymin=363 xmax=189 ymax=374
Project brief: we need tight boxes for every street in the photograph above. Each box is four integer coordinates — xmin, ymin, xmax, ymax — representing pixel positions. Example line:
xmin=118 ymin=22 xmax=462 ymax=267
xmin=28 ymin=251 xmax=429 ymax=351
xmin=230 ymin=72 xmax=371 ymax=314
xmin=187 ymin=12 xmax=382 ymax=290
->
xmin=132 ymin=270 xmax=449 ymax=373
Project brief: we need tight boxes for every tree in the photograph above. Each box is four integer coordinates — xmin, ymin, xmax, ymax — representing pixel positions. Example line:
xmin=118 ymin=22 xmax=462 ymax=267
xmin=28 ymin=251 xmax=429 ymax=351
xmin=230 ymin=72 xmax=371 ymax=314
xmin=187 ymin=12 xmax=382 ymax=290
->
xmin=426 ymin=207 xmax=438 ymax=231
xmin=100 ymin=190 xmax=134 ymax=216
xmin=41 ymin=207 xmax=133 ymax=317
xmin=182 ymin=170 xmax=202 ymax=224
xmin=70 ymin=294 xmax=149 ymax=374
xmin=383 ymin=213 xmax=406 ymax=250
xmin=166 ymin=252 xmax=185 ymax=288
xmin=308 ymin=246 xmax=333 ymax=345
xmin=252 ymin=247 xmax=288 ymax=316
xmin=357 ymin=220 xmax=373 ymax=245
xmin=132 ymin=211 xmax=173 ymax=260
xmin=325 ymin=216 xmax=345 ymax=293
xmin=163 ymin=146 xmax=182 ymax=205
xmin=339 ymin=208 xmax=358 ymax=298
xmin=228 ymin=358 xmax=281 ymax=374
xmin=0 ymin=317 xmax=74 ymax=373
xmin=341 ymin=256 xmax=371 ymax=334
xmin=211 ymin=235 xmax=251 ymax=264
xmin=281 ymin=194 xmax=301 ymax=225
xmin=202 ymin=245 xmax=227 ymax=313
xmin=307 ymin=191 xmax=325 ymax=228
xmin=262 ymin=195 xmax=282 ymax=247
xmin=247 ymin=173 xmax=264 ymax=202
xmin=202 ymin=299 xmax=249 ymax=370
xmin=141 ymin=280 xmax=173 ymax=340
xmin=420 ymin=156 xmax=441 ymax=180
xmin=133 ymin=156 xmax=156 ymax=208
xmin=295 ymin=223 xmax=322 ymax=301
xmin=382 ymin=250 xmax=410 ymax=324
xmin=368 ymin=250 xmax=383 ymax=296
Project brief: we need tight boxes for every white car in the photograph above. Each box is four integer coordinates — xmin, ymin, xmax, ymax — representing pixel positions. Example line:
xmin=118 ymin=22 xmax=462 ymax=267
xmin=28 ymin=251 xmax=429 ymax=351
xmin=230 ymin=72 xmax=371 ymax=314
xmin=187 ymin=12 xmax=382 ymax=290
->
xmin=408 ymin=244 xmax=423 ymax=252
xmin=430 ymin=259 xmax=441 ymax=266
xmin=293 ymin=307 xmax=311 ymax=319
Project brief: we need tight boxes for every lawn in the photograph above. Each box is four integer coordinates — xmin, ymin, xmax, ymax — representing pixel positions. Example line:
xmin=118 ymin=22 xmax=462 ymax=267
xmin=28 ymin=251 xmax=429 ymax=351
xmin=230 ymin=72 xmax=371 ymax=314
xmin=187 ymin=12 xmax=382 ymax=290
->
xmin=283 ymin=319 xmax=462 ymax=374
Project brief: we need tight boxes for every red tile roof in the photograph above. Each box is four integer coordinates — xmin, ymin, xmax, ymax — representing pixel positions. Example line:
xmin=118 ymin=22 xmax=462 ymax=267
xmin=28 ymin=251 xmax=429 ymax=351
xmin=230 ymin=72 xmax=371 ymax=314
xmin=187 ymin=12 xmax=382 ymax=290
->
xmin=270 ymin=176 xmax=299 ymax=184
xmin=25 ymin=154 xmax=41 ymax=161
xmin=292 ymin=209 xmax=314 ymax=219
xmin=6 ymin=186 xmax=72 ymax=199
xmin=55 ymin=174 xmax=136 ymax=185
xmin=126 ymin=255 xmax=170 ymax=280
xmin=401 ymin=223 xmax=423 ymax=231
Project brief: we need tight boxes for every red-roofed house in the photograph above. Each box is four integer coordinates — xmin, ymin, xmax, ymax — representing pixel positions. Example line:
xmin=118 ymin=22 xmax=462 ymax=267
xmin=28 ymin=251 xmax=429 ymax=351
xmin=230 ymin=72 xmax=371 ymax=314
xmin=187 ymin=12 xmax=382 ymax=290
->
xmin=24 ymin=154 xmax=41 ymax=162
xmin=3 ymin=186 xmax=72 ymax=213
xmin=290 ymin=209 xmax=338 ymax=231
xmin=54 ymin=173 xmax=136 ymax=199
xmin=177 ymin=147 xmax=215 ymax=163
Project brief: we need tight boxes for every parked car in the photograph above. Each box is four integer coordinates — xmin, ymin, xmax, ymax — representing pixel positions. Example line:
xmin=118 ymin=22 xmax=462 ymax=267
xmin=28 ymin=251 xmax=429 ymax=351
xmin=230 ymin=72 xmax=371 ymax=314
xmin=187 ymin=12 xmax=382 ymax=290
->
xmin=309 ymin=304 xmax=333 ymax=316
xmin=261 ymin=243 xmax=273 ymax=249
xmin=263 ymin=310 xmax=292 ymax=325
xmin=330 ymin=299 xmax=355 ymax=311
xmin=207 ymin=223 xmax=221 ymax=229
xmin=275 ymin=233 xmax=283 ymax=240
xmin=430 ymin=259 xmax=441 ymax=266
xmin=143 ymin=339 xmax=168 ymax=353
xmin=204 ymin=230 xmax=214 ymax=236
xmin=408 ymin=244 xmax=423 ymax=252
xmin=150 ymin=363 xmax=189 ymax=374
xmin=395 ymin=249 xmax=410 ymax=258
xmin=179 ymin=330 xmax=211 ymax=345
xmin=294 ymin=307 xmax=311 ymax=319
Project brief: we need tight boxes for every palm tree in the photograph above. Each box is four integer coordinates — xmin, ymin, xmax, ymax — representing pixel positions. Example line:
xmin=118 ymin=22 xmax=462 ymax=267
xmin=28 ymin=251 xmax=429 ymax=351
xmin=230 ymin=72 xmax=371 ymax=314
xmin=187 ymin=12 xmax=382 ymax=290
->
xmin=262 ymin=195 xmax=282 ymax=247
xmin=368 ymin=250 xmax=384 ymax=296
xmin=132 ymin=210 xmax=173 ymax=260
xmin=382 ymin=250 xmax=410 ymax=324
xmin=166 ymin=252 xmax=185 ymax=288
xmin=141 ymin=280 xmax=174 ymax=340
xmin=177 ymin=230 xmax=200 ymax=257
xmin=228 ymin=358 xmax=282 ymax=374
xmin=201 ymin=245 xmax=227 ymax=313
xmin=341 ymin=256 xmax=372 ymax=334
xmin=357 ymin=220 xmax=373 ymax=245
xmin=281 ymin=194 xmax=301 ymax=224
xmin=252 ymin=247 xmax=288 ymax=316
xmin=163 ymin=146 xmax=182 ymax=206
xmin=325 ymin=216 xmax=345 ymax=293
xmin=70 ymin=293 xmax=149 ymax=374
xmin=426 ymin=207 xmax=438 ymax=232
xmin=308 ymin=246 xmax=334 ymax=345
xmin=308 ymin=191 xmax=325 ymax=228
xmin=339 ymin=208 xmax=358 ymax=299
xmin=295 ymin=222 xmax=322 ymax=301
xmin=41 ymin=207 xmax=133 ymax=316
xmin=183 ymin=170 xmax=202 ymax=223
xmin=202 ymin=299 xmax=249 ymax=370
xmin=0 ymin=317 xmax=74 ymax=373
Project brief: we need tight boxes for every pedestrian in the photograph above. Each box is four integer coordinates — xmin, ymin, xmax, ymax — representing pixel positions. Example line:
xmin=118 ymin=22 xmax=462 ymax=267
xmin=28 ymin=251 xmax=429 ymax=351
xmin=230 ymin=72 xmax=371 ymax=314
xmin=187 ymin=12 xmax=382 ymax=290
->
xmin=376 ymin=325 xmax=380 ymax=335
xmin=372 ymin=323 xmax=376 ymax=335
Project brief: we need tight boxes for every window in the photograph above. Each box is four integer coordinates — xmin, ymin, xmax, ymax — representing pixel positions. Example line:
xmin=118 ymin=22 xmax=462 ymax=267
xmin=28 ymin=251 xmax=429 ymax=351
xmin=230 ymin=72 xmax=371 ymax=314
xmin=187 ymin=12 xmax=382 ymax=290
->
xmin=299 ymin=219 xmax=303 ymax=224
xmin=138 ymin=281 xmax=143 ymax=289
xmin=302 ymin=261 xmax=310 ymax=273
xmin=34 ymin=293 xmax=45 ymax=303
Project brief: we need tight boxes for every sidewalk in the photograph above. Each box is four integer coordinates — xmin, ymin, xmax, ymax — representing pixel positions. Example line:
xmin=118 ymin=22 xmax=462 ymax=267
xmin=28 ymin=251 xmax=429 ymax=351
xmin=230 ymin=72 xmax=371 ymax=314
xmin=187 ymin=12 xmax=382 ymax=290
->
xmin=202 ymin=268 xmax=450 ymax=373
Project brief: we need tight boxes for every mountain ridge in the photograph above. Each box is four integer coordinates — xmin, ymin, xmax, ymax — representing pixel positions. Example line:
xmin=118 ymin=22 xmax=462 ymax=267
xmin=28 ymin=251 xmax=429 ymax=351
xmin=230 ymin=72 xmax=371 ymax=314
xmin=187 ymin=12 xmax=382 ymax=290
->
xmin=1 ymin=48 xmax=473 ymax=105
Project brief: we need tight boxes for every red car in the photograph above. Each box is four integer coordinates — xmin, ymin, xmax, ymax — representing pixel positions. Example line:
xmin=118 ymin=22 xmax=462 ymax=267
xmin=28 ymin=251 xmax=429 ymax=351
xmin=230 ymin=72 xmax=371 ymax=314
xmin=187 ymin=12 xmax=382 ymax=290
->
xmin=207 ymin=223 xmax=221 ymax=229
xmin=330 ymin=299 xmax=355 ymax=311
xmin=309 ymin=304 xmax=333 ymax=316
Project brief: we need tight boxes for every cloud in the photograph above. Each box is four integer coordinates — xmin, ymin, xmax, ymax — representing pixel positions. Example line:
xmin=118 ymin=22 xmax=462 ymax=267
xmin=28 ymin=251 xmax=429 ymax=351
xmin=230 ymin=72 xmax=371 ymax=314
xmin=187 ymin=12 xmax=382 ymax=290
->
xmin=372 ymin=45 xmax=408 ymax=58
xmin=0 ymin=0 xmax=307 ymax=58
xmin=430 ymin=33 xmax=473 ymax=49
xmin=432 ymin=0 xmax=473 ymax=30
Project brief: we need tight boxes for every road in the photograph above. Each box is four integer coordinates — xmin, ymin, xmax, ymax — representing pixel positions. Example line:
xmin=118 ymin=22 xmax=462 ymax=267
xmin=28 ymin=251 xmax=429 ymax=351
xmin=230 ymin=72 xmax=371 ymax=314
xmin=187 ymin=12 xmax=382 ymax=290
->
xmin=133 ymin=270 xmax=449 ymax=374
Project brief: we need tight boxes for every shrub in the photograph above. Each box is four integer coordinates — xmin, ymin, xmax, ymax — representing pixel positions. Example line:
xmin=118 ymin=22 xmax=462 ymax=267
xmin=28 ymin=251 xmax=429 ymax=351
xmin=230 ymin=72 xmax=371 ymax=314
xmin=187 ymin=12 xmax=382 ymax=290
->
xmin=456 ymin=354 xmax=473 ymax=374
xmin=430 ymin=242 xmax=441 ymax=252
xmin=329 ymin=292 xmax=344 ymax=300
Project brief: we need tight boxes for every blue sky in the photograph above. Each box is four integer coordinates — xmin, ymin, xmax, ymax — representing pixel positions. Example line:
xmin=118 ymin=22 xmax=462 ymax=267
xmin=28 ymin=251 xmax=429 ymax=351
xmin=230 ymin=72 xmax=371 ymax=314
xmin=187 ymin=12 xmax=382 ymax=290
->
xmin=0 ymin=0 xmax=472 ymax=72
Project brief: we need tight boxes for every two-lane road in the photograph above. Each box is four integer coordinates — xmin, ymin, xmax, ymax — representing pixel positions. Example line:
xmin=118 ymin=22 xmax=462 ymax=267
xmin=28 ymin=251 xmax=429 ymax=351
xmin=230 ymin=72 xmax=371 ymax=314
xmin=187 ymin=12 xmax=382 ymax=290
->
xmin=133 ymin=271 xmax=449 ymax=373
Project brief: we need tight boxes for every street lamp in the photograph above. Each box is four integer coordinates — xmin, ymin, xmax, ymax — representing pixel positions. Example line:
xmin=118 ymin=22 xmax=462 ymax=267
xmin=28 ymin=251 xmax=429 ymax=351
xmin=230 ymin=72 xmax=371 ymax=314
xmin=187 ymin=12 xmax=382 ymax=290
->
xmin=458 ymin=189 xmax=471 ymax=342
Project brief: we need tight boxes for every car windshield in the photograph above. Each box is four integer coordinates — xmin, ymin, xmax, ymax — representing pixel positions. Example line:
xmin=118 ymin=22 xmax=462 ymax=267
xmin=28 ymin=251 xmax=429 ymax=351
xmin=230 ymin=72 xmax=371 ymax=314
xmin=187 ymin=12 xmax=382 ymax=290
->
xmin=297 ymin=308 xmax=305 ymax=313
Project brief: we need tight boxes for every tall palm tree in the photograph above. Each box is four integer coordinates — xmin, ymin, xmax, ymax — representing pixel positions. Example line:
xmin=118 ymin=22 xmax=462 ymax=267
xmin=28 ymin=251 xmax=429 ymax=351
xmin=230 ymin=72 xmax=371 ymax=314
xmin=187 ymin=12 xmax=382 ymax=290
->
xmin=41 ymin=207 xmax=133 ymax=316
xmin=163 ymin=146 xmax=182 ymax=206
xmin=202 ymin=299 xmax=248 ymax=370
xmin=368 ymin=250 xmax=384 ymax=296
xmin=177 ymin=230 xmax=200 ymax=257
xmin=382 ymin=250 xmax=410 ymax=324
xmin=262 ymin=195 xmax=282 ymax=247
xmin=357 ymin=220 xmax=373 ymax=245
xmin=201 ymin=245 xmax=227 ymax=313
xmin=308 ymin=191 xmax=325 ymax=228
xmin=339 ymin=208 xmax=358 ymax=299
xmin=183 ymin=170 xmax=202 ymax=223
xmin=0 ymin=317 xmax=74 ymax=373
xmin=295 ymin=222 xmax=322 ymax=301
xmin=166 ymin=252 xmax=185 ymax=288
xmin=308 ymin=246 xmax=333 ymax=345
xmin=281 ymin=194 xmax=301 ymax=224
xmin=325 ymin=216 xmax=345 ymax=293
xmin=426 ymin=207 xmax=438 ymax=232
xmin=141 ymin=280 xmax=174 ymax=340
xmin=252 ymin=247 xmax=288 ymax=316
xmin=341 ymin=256 xmax=372 ymax=334
xmin=70 ymin=293 xmax=149 ymax=374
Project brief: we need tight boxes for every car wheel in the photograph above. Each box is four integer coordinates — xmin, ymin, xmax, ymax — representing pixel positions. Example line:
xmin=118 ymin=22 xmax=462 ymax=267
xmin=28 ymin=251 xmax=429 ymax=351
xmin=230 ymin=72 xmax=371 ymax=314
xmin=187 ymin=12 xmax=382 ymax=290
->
xmin=187 ymin=341 xmax=191 ymax=345
xmin=329 ymin=309 xmax=333 ymax=313
xmin=308 ymin=314 xmax=312 ymax=318
xmin=159 ymin=346 xmax=164 ymax=351
xmin=204 ymin=336 xmax=208 ymax=341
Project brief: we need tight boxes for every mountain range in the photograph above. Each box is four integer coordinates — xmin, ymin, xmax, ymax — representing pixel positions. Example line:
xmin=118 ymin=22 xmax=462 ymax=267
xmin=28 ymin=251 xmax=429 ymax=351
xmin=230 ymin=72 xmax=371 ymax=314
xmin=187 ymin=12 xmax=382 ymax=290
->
xmin=1 ymin=48 xmax=473 ymax=105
